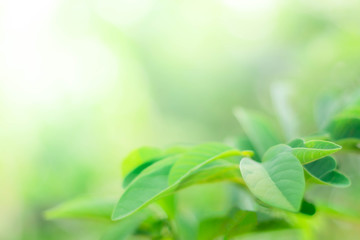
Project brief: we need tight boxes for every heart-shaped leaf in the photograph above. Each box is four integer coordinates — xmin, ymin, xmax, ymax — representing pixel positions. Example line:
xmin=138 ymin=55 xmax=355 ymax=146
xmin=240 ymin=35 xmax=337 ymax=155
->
xmin=304 ymin=156 xmax=350 ymax=187
xmin=289 ymin=139 xmax=341 ymax=164
xmin=262 ymin=144 xmax=292 ymax=162
xmin=240 ymin=150 xmax=305 ymax=212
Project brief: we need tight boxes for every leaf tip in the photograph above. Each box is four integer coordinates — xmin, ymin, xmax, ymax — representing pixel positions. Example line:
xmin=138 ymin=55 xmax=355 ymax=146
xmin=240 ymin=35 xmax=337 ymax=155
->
xmin=111 ymin=210 xmax=123 ymax=221
xmin=241 ymin=150 xmax=254 ymax=158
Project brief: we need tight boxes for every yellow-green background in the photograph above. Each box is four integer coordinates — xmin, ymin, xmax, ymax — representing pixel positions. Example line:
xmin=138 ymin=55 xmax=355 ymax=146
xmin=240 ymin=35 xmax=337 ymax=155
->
xmin=1 ymin=0 xmax=360 ymax=239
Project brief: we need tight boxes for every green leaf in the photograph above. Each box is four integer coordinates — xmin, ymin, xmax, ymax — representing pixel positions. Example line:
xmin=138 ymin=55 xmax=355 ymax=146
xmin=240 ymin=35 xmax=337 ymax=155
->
xmin=123 ymin=152 xmax=179 ymax=188
xmin=326 ymin=105 xmax=360 ymax=150
xmin=328 ymin=117 xmax=360 ymax=140
xmin=240 ymin=152 xmax=305 ymax=212
xmin=304 ymin=156 xmax=350 ymax=187
xmin=234 ymin=108 xmax=283 ymax=157
xmin=45 ymin=198 xmax=115 ymax=220
xmin=305 ymin=155 xmax=336 ymax=176
xmin=299 ymin=199 xmax=316 ymax=216
xmin=168 ymin=143 xmax=243 ymax=185
xmin=122 ymin=160 xmax=157 ymax=188
xmin=256 ymin=213 xmax=293 ymax=230
xmin=288 ymin=138 xmax=306 ymax=148
xmin=290 ymin=139 xmax=341 ymax=164
xmin=177 ymin=161 xmax=243 ymax=190
xmin=236 ymin=136 xmax=260 ymax=162
xmin=112 ymin=156 xmax=178 ymax=221
xmin=121 ymin=146 xmax=163 ymax=177
xmin=113 ymin=143 xmax=245 ymax=221
xmin=262 ymin=144 xmax=292 ymax=162
xmin=335 ymin=138 xmax=360 ymax=151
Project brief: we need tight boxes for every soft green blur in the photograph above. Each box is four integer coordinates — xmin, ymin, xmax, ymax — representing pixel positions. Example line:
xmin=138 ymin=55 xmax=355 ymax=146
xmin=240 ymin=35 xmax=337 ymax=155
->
xmin=1 ymin=0 xmax=360 ymax=239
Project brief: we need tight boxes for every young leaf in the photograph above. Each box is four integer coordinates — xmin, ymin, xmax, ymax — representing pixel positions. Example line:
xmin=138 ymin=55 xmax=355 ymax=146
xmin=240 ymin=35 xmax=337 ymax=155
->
xmin=112 ymin=156 xmax=178 ymax=221
xmin=45 ymin=198 xmax=115 ymax=220
xmin=122 ymin=147 xmax=184 ymax=188
xmin=234 ymin=108 xmax=282 ymax=157
xmin=327 ymin=116 xmax=360 ymax=140
xmin=289 ymin=139 xmax=341 ymax=164
xmin=326 ymin=105 xmax=360 ymax=150
xmin=122 ymin=160 xmax=158 ymax=188
xmin=113 ymin=143 xmax=246 ymax=221
xmin=177 ymin=161 xmax=243 ymax=190
xmin=121 ymin=146 xmax=163 ymax=178
xmin=240 ymin=152 xmax=305 ymax=212
xmin=304 ymin=156 xmax=350 ymax=187
xmin=168 ymin=143 xmax=243 ymax=185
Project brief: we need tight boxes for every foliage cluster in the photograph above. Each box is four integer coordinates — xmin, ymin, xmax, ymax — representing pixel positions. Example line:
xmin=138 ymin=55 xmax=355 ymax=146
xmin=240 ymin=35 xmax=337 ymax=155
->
xmin=46 ymin=98 xmax=360 ymax=239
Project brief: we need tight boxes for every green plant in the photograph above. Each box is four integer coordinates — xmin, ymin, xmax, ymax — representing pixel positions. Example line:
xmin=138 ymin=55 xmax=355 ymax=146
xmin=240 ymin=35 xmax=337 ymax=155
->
xmin=46 ymin=98 xmax=360 ymax=240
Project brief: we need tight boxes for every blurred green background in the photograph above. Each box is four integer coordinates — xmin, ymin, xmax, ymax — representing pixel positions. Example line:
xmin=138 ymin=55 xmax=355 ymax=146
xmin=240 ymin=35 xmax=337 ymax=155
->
xmin=1 ymin=0 xmax=360 ymax=239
